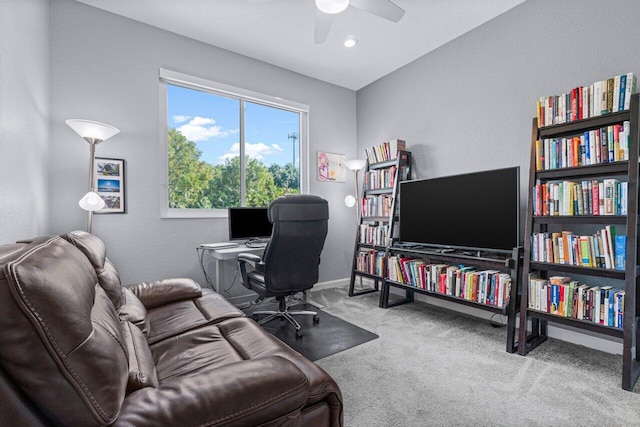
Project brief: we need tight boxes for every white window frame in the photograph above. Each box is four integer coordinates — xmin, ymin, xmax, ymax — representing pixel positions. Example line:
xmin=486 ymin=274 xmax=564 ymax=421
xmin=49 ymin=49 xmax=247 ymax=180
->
xmin=159 ymin=68 xmax=310 ymax=218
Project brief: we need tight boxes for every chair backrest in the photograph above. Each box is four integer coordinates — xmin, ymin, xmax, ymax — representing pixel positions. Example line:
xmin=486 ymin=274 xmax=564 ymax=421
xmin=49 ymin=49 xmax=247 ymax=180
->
xmin=261 ymin=194 xmax=329 ymax=294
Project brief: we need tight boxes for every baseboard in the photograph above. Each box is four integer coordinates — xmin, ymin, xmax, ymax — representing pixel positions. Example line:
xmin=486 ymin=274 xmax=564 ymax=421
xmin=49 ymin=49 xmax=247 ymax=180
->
xmin=312 ymin=278 xmax=349 ymax=292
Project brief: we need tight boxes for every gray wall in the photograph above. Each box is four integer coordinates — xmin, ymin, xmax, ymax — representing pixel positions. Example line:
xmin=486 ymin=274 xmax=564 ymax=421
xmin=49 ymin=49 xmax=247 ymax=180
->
xmin=48 ymin=0 xmax=357 ymax=285
xmin=356 ymin=0 xmax=640 ymax=353
xmin=358 ymin=0 xmax=640 ymax=202
xmin=0 ymin=0 xmax=50 ymax=242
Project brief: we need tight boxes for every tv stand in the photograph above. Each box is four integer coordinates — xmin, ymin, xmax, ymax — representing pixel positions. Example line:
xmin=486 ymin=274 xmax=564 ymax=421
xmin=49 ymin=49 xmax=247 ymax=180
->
xmin=381 ymin=245 xmax=523 ymax=353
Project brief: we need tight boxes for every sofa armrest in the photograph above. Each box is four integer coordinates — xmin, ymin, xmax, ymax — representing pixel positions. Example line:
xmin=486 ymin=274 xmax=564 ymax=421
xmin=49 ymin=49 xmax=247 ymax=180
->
xmin=124 ymin=278 xmax=202 ymax=309
xmin=115 ymin=356 xmax=309 ymax=427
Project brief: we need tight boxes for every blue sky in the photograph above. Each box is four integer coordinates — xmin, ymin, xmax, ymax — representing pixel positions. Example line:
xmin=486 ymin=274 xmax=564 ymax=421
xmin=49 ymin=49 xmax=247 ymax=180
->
xmin=167 ymin=84 xmax=300 ymax=167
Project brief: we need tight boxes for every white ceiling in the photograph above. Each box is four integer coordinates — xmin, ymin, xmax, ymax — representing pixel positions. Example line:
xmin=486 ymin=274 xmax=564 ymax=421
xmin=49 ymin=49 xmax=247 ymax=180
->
xmin=74 ymin=0 xmax=526 ymax=91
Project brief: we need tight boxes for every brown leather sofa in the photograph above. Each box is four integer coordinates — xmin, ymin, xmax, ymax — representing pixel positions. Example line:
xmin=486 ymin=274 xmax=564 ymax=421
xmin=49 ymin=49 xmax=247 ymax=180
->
xmin=0 ymin=231 xmax=343 ymax=426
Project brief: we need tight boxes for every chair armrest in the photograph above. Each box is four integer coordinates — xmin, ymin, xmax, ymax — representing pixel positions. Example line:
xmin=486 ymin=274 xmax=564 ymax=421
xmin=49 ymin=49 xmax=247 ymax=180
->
xmin=237 ymin=253 xmax=262 ymax=265
xmin=115 ymin=356 xmax=309 ymax=426
xmin=237 ymin=253 xmax=264 ymax=290
xmin=124 ymin=278 xmax=202 ymax=309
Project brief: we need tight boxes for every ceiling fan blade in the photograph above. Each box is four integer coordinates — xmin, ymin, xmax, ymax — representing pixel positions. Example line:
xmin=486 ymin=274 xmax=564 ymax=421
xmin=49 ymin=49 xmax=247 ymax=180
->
xmin=349 ymin=0 xmax=405 ymax=23
xmin=314 ymin=10 xmax=333 ymax=44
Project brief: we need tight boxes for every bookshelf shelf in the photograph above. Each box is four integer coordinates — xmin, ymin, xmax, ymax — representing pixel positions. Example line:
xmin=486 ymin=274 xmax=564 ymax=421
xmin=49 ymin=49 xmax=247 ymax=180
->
xmin=519 ymin=92 xmax=640 ymax=391
xmin=526 ymin=309 xmax=625 ymax=338
xmin=533 ymin=215 xmax=627 ymax=225
xmin=529 ymin=261 xmax=626 ymax=279
xmin=348 ymin=150 xmax=412 ymax=298
xmin=381 ymin=246 xmax=523 ymax=353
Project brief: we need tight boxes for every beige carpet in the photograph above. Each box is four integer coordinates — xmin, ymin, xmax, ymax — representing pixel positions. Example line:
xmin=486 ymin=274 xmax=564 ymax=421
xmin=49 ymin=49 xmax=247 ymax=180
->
xmin=312 ymin=286 xmax=640 ymax=426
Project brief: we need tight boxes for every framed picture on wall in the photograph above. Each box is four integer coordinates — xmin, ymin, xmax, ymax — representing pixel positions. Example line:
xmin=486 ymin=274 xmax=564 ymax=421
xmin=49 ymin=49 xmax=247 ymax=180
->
xmin=94 ymin=157 xmax=126 ymax=214
xmin=317 ymin=151 xmax=346 ymax=182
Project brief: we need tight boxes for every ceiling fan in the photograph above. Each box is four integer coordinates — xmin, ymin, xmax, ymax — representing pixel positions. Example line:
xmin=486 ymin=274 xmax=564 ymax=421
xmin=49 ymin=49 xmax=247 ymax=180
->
xmin=249 ymin=0 xmax=405 ymax=44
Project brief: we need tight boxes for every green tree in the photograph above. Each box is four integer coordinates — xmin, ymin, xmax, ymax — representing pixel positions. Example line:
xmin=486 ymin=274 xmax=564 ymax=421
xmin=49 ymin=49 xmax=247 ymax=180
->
xmin=168 ymin=128 xmax=214 ymax=208
xmin=269 ymin=163 xmax=300 ymax=193
xmin=168 ymin=127 xmax=300 ymax=208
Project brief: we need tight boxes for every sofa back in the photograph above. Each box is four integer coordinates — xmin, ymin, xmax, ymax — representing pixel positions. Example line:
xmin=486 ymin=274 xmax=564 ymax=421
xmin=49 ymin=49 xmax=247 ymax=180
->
xmin=0 ymin=237 xmax=129 ymax=425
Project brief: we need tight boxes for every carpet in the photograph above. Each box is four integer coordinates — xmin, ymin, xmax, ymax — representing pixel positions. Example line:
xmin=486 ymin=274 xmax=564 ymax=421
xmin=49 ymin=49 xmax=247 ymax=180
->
xmin=244 ymin=301 xmax=378 ymax=361
xmin=312 ymin=286 xmax=640 ymax=427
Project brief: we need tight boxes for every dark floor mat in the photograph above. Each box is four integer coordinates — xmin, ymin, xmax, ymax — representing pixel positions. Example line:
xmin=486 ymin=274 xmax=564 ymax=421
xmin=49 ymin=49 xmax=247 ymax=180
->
xmin=244 ymin=302 xmax=378 ymax=361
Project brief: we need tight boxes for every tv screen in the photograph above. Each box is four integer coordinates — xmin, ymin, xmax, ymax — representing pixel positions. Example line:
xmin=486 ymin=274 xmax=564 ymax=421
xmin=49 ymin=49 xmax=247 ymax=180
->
xmin=228 ymin=207 xmax=273 ymax=241
xmin=399 ymin=167 xmax=520 ymax=253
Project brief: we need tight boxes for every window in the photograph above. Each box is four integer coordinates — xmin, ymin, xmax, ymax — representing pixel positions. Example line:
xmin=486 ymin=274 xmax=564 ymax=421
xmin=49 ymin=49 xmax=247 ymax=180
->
xmin=159 ymin=69 xmax=309 ymax=218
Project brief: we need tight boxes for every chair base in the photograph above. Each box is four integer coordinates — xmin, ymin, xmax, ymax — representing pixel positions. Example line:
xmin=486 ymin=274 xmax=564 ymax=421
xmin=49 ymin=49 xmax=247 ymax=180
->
xmin=252 ymin=297 xmax=319 ymax=338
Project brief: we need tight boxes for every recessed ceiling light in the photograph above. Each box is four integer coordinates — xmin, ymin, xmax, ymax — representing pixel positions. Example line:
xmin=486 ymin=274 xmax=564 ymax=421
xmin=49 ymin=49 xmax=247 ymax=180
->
xmin=344 ymin=38 xmax=358 ymax=48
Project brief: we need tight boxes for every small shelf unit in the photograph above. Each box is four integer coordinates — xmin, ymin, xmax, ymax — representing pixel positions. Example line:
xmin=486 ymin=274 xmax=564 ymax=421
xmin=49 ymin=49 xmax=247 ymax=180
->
xmin=348 ymin=151 xmax=411 ymax=297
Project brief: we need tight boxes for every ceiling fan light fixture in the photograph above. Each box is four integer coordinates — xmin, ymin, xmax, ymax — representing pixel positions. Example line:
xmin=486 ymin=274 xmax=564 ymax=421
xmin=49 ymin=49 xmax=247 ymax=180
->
xmin=315 ymin=0 xmax=349 ymax=14
xmin=344 ymin=37 xmax=358 ymax=48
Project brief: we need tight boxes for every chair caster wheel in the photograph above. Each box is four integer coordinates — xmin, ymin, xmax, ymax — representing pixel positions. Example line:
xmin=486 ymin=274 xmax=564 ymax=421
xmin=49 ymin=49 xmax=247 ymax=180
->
xmin=313 ymin=315 xmax=320 ymax=324
xmin=295 ymin=330 xmax=303 ymax=339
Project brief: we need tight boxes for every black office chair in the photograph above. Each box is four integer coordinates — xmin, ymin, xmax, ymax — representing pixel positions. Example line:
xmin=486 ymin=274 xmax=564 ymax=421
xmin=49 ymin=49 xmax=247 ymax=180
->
xmin=238 ymin=194 xmax=329 ymax=338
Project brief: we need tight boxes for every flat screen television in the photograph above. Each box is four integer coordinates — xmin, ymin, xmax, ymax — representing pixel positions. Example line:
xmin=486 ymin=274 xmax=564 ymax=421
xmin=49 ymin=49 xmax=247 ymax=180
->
xmin=399 ymin=167 xmax=520 ymax=253
xmin=228 ymin=207 xmax=273 ymax=241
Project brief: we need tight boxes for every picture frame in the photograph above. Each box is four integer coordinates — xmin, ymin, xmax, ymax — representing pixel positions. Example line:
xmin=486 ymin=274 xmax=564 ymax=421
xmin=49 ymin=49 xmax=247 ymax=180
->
xmin=317 ymin=151 xmax=346 ymax=182
xmin=94 ymin=157 xmax=126 ymax=214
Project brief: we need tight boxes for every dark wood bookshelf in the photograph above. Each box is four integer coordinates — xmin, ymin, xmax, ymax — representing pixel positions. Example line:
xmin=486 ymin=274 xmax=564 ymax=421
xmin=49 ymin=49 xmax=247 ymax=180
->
xmin=381 ymin=245 xmax=523 ymax=353
xmin=348 ymin=150 xmax=411 ymax=297
xmin=519 ymin=93 xmax=640 ymax=391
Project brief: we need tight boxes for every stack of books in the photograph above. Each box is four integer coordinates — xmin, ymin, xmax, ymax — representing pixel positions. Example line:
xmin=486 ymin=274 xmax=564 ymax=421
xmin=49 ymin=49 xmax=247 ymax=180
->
xmin=532 ymin=178 xmax=628 ymax=216
xmin=364 ymin=165 xmax=397 ymax=190
xmin=364 ymin=139 xmax=406 ymax=164
xmin=387 ymin=257 xmax=512 ymax=309
xmin=358 ymin=224 xmax=389 ymax=246
xmin=535 ymin=122 xmax=630 ymax=170
xmin=528 ymin=275 xmax=624 ymax=328
xmin=531 ymin=226 xmax=626 ymax=270
xmin=536 ymin=73 xmax=636 ymax=127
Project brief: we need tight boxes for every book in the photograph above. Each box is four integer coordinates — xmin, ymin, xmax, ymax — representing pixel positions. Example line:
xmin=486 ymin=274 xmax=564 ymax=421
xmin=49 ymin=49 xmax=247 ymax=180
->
xmin=615 ymin=234 xmax=626 ymax=270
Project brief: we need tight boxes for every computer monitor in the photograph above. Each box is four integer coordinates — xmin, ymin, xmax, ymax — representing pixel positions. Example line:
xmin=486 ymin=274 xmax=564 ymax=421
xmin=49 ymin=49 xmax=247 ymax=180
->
xmin=228 ymin=207 xmax=273 ymax=241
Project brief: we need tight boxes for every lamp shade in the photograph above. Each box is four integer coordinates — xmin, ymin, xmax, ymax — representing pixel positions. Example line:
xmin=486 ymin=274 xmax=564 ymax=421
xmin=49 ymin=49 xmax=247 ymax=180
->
xmin=344 ymin=195 xmax=356 ymax=207
xmin=345 ymin=158 xmax=367 ymax=171
xmin=315 ymin=0 xmax=349 ymax=14
xmin=65 ymin=119 xmax=120 ymax=143
xmin=79 ymin=191 xmax=105 ymax=211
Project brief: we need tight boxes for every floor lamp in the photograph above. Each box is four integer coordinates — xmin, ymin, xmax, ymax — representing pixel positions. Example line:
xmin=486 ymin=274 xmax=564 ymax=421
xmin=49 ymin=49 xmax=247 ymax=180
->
xmin=344 ymin=158 xmax=367 ymax=222
xmin=66 ymin=119 xmax=120 ymax=233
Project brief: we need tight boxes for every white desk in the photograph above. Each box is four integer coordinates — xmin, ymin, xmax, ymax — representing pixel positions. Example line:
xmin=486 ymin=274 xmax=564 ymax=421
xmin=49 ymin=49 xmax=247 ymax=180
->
xmin=197 ymin=243 xmax=324 ymax=309
xmin=198 ymin=244 xmax=264 ymax=295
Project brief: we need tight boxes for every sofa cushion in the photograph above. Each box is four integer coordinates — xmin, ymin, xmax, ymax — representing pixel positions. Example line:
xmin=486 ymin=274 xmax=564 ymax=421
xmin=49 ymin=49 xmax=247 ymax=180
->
xmin=145 ymin=289 xmax=245 ymax=345
xmin=121 ymin=320 xmax=159 ymax=393
xmin=63 ymin=230 xmax=125 ymax=308
xmin=0 ymin=237 xmax=128 ymax=426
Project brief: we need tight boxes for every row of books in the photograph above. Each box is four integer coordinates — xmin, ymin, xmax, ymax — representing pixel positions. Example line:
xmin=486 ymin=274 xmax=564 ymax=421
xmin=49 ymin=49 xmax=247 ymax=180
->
xmin=355 ymin=249 xmax=385 ymax=276
xmin=358 ymin=224 xmax=389 ymax=247
xmin=364 ymin=165 xmax=397 ymax=191
xmin=536 ymin=73 xmax=636 ymax=128
xmin=387 ymin=256 xmax=512 ymax=309
xmin=528 ymin=275 xmax=624 ymax=328
xmin=534 ymin=122 xmax=631 ymax=171
xmin=364 ymin=139 xmax=406 ymax=164
xmin=532 ymin=178 xmax=628 ymax=217
xmin=361 ymin=194 xmax=393 ymax=218
xmin=531 ymin=226 xmax=625 ymax=270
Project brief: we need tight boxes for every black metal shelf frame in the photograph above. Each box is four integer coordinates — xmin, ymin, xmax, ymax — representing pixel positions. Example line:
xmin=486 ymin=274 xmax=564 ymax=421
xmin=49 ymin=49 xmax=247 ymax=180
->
xmin=518 ymin=94 xmax=640 ymax=391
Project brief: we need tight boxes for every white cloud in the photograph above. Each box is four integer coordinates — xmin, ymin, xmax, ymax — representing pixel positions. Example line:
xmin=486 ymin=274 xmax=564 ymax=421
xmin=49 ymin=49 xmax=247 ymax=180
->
xmin=177 ymin=116 xmax=237 ymax=142
xmin=220 ymin=141 xmax=284 ymax=162
xmin=172 ymin=115 xmax=191 ymax=124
